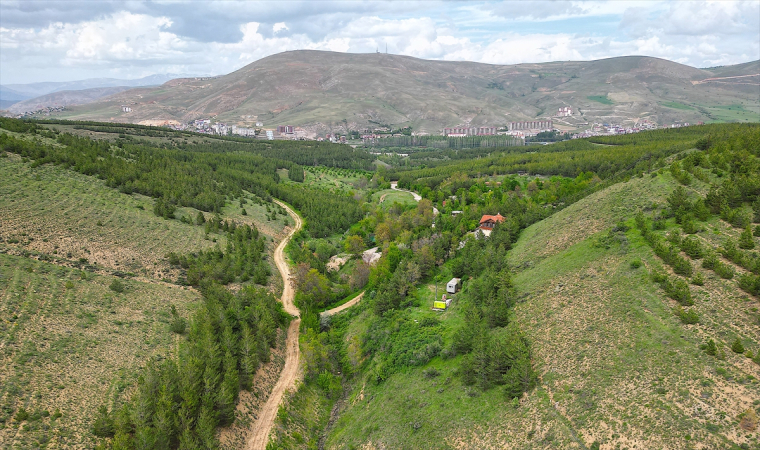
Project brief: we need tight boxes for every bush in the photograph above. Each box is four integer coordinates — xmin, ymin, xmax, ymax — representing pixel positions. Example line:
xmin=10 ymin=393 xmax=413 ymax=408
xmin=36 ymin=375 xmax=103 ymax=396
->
xmin=739 ymin=226 xmax=756 ymax=250
xmin=14 ymin=407 xmax=29 ymax=422
xmin=703 ymin=339 xmax=718 ymax=356
xmin=630 ymin=258 xmax=642 ymax=269
xmin=691 ymin=272 xmax=705 ymax=286
xmin=92 ymin=405 xmax=115 ymax=437
xmin=170 ymin=305 xmax=187 ymax=334
xmin=109 ymin=279 xmax=125 ymax=293
xmin=423 ymin=368 xmax=441 ymax=379
xmin=731 ymin=338 xmax=745 ymax=354
xmin=661 ymin=277 xmax=693 ymax=305
xmin=714 ymin=262 xmax=734 ymax=280
xmin=702 ymin=253 xmax=718 ymax=270
xmin=681 ymin=236 xmax=705 ymax=259
xmin=675 ymin=306 xmax=699 ymax=324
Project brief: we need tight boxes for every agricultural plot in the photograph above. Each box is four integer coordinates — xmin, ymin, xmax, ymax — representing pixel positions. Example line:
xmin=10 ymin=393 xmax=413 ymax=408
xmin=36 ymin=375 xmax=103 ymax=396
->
xmin=300 ymin=167 xmax=374 ymax=195
xmin=373 ymin=189 xmax=417 ymax=208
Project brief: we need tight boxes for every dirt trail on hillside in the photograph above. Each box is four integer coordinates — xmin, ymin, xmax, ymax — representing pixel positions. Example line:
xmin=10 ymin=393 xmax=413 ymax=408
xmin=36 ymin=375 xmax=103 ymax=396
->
xmin=246 ymin=200 xmax=301 ymax=450
xmin=246 ymin=201 xmax=365 ymax=449
xmin=323 ymin=292 xmax=364 ymax=316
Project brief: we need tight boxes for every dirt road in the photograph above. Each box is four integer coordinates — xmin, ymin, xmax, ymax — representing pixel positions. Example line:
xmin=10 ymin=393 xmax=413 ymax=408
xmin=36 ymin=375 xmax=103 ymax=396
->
xmin=246 ymin=201 xmax=364 ymax=449
xmin=390 ymin=181 xmax=438 ymax=215
xmin=246 ymin=200 xmax=302 ymax=450
xmin=322 ymin=291 xmax=365 ymax=316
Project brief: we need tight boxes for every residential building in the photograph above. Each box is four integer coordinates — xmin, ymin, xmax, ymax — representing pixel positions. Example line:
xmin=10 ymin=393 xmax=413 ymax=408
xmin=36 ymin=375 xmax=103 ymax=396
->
xmin=507 ymin=120 xmax=553 ymax=131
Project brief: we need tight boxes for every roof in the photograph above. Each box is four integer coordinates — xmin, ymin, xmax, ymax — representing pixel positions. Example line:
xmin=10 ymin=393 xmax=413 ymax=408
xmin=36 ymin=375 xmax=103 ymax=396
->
xmin=479 ymin=213 xmax=505 ymax=224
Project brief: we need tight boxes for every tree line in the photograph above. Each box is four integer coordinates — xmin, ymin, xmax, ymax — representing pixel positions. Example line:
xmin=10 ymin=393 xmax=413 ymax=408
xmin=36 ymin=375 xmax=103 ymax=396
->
xmin=0 ymin=118 xmax=363 ymax=238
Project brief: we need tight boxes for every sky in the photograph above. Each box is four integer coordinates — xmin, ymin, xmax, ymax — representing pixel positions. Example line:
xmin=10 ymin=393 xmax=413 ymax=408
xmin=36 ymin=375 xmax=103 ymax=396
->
xmin=1 ymin=0 xmax=758 ymax=84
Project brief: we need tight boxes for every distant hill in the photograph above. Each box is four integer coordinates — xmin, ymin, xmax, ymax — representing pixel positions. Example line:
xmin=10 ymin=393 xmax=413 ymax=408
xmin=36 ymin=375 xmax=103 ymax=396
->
xmin=1 ymin=73 xmax=194 ymax=98
xmin=6 ymin=86 xmax=133 ymax=114
xmin=0 ymin=73 xmax=196 ymax=111
xmin=51 ymin=51 xmax=760 ymax=133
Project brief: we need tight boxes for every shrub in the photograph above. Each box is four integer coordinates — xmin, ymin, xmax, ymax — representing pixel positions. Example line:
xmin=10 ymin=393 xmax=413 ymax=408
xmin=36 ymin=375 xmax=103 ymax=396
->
xmin=714 ymin=262 xmax=734 ymax=280
xmin=14 ymin=407 xmax=29 ymax=422
xmin=691 ymin=272 xmax=705 ymax=286
xmin=732 ymin=338 xmax=745 ymax=354
xmin=109 ymin=279 xmax=125 ymax=293
xmin=630 ymin=258 xmax=642 ymax=269
xmin=739 ymin=274 xmax=759 ymax=296
xmin=92 ymin=405 xmax=115 ymax=437
xmin=702 ymin=253 xmax=718 ymax=270
xmin=170 ymin=305 xmax=186 ymax=335
xmin=672 ymin=255 xmax=693 ymax=277
xmin=703 ymin=339 xmax=718 ymax=356
xmin=651 ymin=270 xmax=668 ymax=283
xmin=681 ymin=236 xmax=705 ymax=259
xmin=423 ymin=368 xmax=441 ymax=379
xmin=661 ymin=277 xmax=693 ymax=305
xmin=739 ymin=226 xmax=756 ymax=250
xmin=675 ymin=306 xmax=699 ymax=324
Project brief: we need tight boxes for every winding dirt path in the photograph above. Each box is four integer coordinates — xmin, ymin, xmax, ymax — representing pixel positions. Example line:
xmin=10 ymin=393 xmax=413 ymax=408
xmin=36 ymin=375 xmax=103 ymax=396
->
xmin=322 ymin=292 xmax=365 ymax=316
xmin=246 ymin=200 xmax=301 ymax=450
xmin=246 ymin=201 xmax=365 ymax=449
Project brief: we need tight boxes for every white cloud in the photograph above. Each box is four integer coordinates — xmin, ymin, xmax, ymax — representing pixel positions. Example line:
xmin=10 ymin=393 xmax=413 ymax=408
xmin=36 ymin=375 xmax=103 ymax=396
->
xmin=0 ymin=1 xmax=757 ymax=84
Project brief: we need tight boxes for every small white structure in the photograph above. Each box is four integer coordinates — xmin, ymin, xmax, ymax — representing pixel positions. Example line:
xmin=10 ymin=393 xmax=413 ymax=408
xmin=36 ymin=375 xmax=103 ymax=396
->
xmin=446 ymin=278 xmax=461 ymax=294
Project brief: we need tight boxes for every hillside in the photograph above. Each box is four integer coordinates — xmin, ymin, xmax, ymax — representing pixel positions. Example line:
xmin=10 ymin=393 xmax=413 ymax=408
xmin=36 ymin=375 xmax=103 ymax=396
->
xmin=0 ymin=123 xmax=297 ymax=448
xmin=253 ymin=124 xmax=760 ymax=450
xmin=6 ymin=87 xmax=133 ymax=114
xmin=1 ymin=117 xmax=758 ymax=449
xmin=52 ymin=51 xmax=760 ymax=133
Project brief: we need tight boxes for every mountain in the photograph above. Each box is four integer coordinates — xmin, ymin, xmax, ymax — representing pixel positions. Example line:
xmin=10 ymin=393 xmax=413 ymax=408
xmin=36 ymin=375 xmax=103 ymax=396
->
xmin=5 ymin=86 xmax=134 ymax=114
xmin=0 ymin=86 xmax=32 ymax=110
xmin=53 ymin=51 xmax=760 ymax=133
xmin=1 ymin=73 xmax=194 ymax=99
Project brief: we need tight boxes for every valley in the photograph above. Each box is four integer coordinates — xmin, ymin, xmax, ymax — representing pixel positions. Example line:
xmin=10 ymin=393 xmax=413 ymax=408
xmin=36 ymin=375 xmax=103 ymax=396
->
xmin=0 ymin=117 xmax=758 ymax=450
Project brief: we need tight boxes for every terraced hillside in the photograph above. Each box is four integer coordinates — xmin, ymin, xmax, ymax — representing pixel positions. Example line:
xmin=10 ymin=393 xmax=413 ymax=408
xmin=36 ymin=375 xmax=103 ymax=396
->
xmin=0 ymin=126 xmax=292 ymax=448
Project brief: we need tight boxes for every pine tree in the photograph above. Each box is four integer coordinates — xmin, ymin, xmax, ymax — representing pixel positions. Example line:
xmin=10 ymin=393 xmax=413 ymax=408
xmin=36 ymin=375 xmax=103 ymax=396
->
xmin=732 ymin=338 xmax=745 ymax=354
xmin=739 ymin=226 xmax=755 ymax=250
xmin=705 ymin=339 xmax=717 ymax=356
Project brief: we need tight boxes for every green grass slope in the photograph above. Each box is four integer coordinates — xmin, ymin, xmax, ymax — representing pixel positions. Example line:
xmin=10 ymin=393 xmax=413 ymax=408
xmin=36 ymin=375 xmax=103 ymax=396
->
xmin=0 ymin=253 xmax=200 ymax=448
xmin=323 ymin=172 xmax=759 ymax=449
xmin=0 ymin=135 xmax=290 ymax=446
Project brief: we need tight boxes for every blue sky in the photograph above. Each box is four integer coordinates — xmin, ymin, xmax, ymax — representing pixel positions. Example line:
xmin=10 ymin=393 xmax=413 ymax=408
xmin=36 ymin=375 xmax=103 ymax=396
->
xmin=1 ymin=1 xmax=758 ymax=84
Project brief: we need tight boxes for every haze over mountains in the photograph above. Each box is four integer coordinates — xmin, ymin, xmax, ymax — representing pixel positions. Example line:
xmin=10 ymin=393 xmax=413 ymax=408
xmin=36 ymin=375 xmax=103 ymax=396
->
xmin=27 ymin=51 xmax=758 ymax=133
xmin=0 ymin=73 xmax=195 ymax=111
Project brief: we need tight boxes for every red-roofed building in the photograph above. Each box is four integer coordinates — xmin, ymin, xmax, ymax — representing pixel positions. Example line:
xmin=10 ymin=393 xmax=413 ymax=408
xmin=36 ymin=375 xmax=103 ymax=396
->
xmin=479 ymin=213 xmax=505 ymax=231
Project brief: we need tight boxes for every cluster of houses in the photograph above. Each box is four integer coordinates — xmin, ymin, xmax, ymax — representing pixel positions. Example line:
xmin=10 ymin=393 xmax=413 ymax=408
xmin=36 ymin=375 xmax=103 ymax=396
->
xmin=572 ymin=120 xmax=701 ymax=139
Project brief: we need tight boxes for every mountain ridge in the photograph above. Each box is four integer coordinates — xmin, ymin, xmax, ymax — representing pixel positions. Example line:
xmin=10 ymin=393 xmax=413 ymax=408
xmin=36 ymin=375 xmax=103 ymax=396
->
xmin=29 ymin=51 xmax=760 ymax=132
